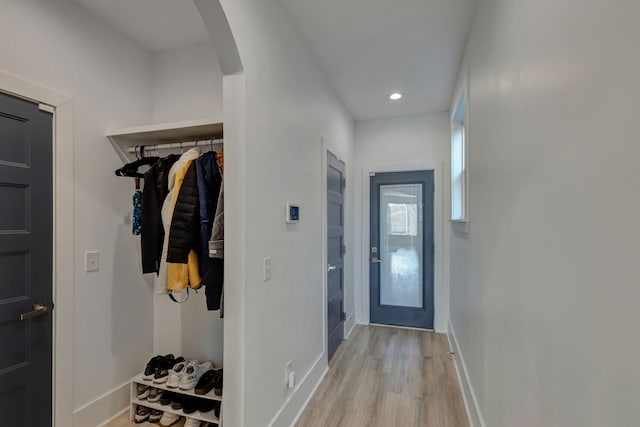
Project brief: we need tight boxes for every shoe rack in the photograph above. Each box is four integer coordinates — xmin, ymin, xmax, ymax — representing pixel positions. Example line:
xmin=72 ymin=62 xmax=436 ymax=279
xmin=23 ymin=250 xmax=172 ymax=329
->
xmin=129 ymin=373 xmax=222 ymax=425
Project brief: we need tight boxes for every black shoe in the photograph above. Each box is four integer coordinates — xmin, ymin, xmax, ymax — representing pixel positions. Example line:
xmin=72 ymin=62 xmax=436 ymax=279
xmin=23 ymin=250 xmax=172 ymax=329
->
xmin=197 ymin=399 xmax=217 ymax=413
xmin=143 ymin=355 xmax=164 ymax=380
xmin=160 ymin=392 xmax=177 ymax=406
xmin=195 ymin=369 xmax=220 ymax=395
xmin=214 ymin=369 xmax=223 ymax=396
xmin=134 ymin=405 xmax=150 ymax=424
xmin=153 ymin=354 xmax=177 ymax=384
xmin=148 ymin=409 xmax=163 ymax=423
xmin=171 ymin=394 xmax=186 ymax=410
xmin=182 ymin=397 xmax=201 ymax=414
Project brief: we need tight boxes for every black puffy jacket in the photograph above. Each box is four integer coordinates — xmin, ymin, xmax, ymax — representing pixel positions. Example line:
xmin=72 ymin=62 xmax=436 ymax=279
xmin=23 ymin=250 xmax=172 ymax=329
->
xmin=141 ymin=155 xmax=179 ymax=274
xmin=166 ymin=162 xmax=200 ymax=263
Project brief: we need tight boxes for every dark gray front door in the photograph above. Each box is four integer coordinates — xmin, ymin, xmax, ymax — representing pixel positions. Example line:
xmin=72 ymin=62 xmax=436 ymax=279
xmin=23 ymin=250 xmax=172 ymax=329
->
xmin=327 ymin=151 xmax=345 ymax=360
xmin=370 ymin=171 xmax=434 ymax=329
xmin=0 ymin=92 xmax=53 ymax=426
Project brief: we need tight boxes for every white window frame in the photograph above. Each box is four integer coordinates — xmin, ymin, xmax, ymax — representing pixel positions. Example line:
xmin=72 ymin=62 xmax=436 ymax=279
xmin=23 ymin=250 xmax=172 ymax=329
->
xmin=451 ymin=72 xmax=470 ymax=234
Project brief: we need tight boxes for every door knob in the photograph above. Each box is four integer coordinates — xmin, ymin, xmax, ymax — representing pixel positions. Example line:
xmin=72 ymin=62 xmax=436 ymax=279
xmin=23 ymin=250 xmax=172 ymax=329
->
xmin=371 ymin=257 xmax=382 ymax=264
xmin=20 ymin=302 xmax=53 ymax=321
xmin=327 ymin=264 xmax=337 ymax=272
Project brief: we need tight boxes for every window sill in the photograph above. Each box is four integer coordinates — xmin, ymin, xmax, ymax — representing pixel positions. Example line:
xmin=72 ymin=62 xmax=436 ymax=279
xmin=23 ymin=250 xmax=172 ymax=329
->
xmin=451 ymin=219 xmax=469 ymax=236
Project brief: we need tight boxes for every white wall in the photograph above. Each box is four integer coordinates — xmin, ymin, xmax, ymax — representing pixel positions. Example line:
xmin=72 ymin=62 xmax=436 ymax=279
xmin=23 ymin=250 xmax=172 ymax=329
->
xmin=354 ymin=113 xmax=450 ymax=331
xmin=151 ymin=41 xmax=223 ymax=123
xmin=0 ymin=0 xmax=154 ymax=421
xmin=201 ymin=1 xmax=355 ymax=425
xmin=149 ymin=40 xmax=226 ymax=368
xmin=449 ymin=0 xmax=640 ymax=425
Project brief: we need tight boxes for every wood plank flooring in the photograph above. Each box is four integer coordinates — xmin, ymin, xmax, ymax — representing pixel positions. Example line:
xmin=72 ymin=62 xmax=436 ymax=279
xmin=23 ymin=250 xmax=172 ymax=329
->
xmin=107 ymin=325 xmax=468 ymax=427
xmin=295 ymin=325 xmax=469 ymax=427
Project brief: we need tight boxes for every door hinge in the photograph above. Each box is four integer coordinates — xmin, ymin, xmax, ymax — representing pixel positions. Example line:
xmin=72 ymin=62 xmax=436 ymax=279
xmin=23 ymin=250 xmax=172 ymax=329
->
xmin=342 ymin=177 xmax=346 ymax=189
xmin=340 ymin=312 xmax=347 ymax=321
xmin=342 ymin=244 xmax=347 ymax=255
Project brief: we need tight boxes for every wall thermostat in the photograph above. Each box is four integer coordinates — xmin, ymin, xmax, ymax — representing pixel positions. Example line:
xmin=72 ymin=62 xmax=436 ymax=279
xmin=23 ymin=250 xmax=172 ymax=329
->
xmin=286 ymin=203 xmax=300 ymax=223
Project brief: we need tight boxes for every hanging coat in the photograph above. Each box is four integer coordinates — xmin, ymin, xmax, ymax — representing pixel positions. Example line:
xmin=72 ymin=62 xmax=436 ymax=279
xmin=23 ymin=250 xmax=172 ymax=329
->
xmin=195 ymin=152 xmax=223 ymax=310
xmin=157 ymin=148 xmax=202 ymax=294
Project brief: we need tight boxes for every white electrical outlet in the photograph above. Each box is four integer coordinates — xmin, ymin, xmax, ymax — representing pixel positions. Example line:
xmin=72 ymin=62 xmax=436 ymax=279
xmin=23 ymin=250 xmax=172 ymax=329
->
xmin=263 ymin=257 xmax=272 ymax=281
xmin=85 ymin=251 xmax=99 ymax=272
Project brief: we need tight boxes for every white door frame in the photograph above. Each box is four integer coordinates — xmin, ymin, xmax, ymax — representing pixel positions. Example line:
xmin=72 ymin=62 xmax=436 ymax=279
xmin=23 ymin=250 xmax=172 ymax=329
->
xmin=358 ymin=161 xmax=448 ymax=333
xmin=0 ymin=70 xmax=74 ymax=427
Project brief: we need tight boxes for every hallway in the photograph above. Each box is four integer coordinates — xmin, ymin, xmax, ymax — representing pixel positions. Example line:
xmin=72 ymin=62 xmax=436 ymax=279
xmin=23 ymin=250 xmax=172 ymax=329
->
xmin=296 ymin=325 xmax=468 ymax=427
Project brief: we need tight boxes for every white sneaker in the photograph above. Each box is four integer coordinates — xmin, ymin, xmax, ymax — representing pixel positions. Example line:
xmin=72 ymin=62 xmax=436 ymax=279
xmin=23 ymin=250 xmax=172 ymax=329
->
xmin=184 ymin=417 xmax=202 ymax=427
xmin=166 ymin=360 xmax=189 ymax=388
xmin=159 ymin=411 xmax=181 ymax=427
xmin=179 ymin=361 xmax=214 ymax=390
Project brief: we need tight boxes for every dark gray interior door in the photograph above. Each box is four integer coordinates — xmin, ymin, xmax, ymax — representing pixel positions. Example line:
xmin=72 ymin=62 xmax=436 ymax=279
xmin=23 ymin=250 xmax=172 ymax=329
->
xmin=327 ymin=151 xmax=345 ymax=360
xmin=370 ymin=170 xmax=434 ymax=329
xmin=0 ymin=92 xmax=53 ymax=427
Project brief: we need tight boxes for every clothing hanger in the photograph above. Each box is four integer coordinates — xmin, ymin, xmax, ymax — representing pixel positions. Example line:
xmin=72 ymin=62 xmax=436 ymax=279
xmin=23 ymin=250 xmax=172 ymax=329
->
xmin=114 ymin=145 xmax=160 ymax=178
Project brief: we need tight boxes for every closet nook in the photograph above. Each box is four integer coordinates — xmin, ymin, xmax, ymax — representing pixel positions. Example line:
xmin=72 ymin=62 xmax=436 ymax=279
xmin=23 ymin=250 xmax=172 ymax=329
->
xmin=108 ymin=119 xmax=226 ymax=426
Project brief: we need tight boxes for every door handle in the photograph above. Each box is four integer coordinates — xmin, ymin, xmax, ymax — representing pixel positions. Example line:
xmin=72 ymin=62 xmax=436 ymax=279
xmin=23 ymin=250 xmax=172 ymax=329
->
xmin=327 ymin=264 xmax=337 ymax=272
xmin=20 ymin=302 xmax=52 ymax=321
xmin=371 ymin=257 xmax=382 ymax=264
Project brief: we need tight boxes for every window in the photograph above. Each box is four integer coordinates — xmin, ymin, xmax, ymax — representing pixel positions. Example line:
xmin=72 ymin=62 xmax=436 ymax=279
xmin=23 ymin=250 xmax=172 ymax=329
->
xmin=387 ymin=202 xmax=418 ymax=236
xmin=451 ymin=91 xmax=466 ymax=222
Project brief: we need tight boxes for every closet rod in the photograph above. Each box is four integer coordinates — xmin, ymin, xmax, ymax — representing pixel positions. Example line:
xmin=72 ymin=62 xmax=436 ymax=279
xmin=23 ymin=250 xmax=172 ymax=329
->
xmin=126 ymin=138 xmax=223 ymax=153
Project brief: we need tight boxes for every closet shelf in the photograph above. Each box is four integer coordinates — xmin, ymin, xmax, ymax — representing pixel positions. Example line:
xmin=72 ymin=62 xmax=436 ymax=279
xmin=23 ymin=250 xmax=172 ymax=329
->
xmin=106 ymin=118 xmax=223 ymax=162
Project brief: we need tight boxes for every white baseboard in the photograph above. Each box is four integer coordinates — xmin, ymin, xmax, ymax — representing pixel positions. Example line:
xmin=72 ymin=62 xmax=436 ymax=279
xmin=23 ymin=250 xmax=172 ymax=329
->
xmin=447 ymin=321 xmax=485 ymax=427
xmin=345 ymin=313 xmax=357 ymax=339
xmin=267 ymin=352 xmax=329 ymax=427
xmin=72 ymin=381 xmax=130 ymax=427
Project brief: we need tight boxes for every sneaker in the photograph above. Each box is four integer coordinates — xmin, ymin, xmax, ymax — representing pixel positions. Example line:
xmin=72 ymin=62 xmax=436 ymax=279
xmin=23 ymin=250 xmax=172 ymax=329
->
xmin=147 ymin=387 xmax=164 ymax=403
xmin=143 ymin=355 xmax=164 ymax=380
xmin=159 ymin=412 xmax=181 ymax=427
xmin=166 ymin=360 xmax=189 ymax=388
xmin=136 ymin=384 xmax=150 ymax=400
xmin=184 ymin=417 xmax=201 ymax=427
xmin=182 ymin=397 xmax=201 ymax=414
xmin=153 ymin=355 xmax=181 ymax=384
xmin=195 ymin=369 xmax=220 ymax=395
xmin=134 ymin=405 xmax=150 ymax=424
xmin=179 ymin=361 xmax=214 ymax=390
xmin=160 ymin=392 xmax=177 ymax=406
xmin=149 ymin=409 xmax=163 ymax=423
xmin=213 ymin=369 xmax=223 ymax=396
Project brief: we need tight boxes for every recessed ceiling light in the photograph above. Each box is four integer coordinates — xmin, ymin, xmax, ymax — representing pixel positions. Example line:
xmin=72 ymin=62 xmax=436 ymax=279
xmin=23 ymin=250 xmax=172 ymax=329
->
xmin=389 ymin=92 xmax=403 ymax=100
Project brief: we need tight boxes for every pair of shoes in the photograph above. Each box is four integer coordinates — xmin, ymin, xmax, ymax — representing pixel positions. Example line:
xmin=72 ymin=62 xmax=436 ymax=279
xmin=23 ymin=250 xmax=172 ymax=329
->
xmin=184 ymin=417 xmax=203 ymax=427
xmin=143 ymin=354 xmax=176 ymax=382
xmin=136 ymin=384 xmax=150 ymax=400
xmin=166 ymin=360 xmax=214 ymax=390
xmin=195 ymin=369 xmax=223 ymax=396
xmin=155 ymin=356 xmax=185 ymax=384
xmin=134 ymin=405 xmax=152 ymax=424
xmin=159 ymin=412 xmax=182 ymax=427
xmin=136 ymin=384 xmax=164 ymax=402
xmin=149 ymin=409 xmax=163 ymax=423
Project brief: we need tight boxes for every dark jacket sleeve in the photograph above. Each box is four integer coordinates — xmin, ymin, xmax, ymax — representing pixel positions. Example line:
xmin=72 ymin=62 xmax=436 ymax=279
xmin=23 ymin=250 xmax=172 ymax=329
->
xmin=166 ymin=162 xmax=200 ymax=264
xmin=195 ymin=152 xmax=224 ymax=310
xmin=140 ymin=155 xmax=179 ymax=274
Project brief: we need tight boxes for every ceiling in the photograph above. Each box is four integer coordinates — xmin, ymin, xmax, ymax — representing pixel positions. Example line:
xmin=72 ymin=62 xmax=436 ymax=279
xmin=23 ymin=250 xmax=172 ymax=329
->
xmin=73 ymin=0 xmax=210 ymax=52
xmin=73 ymin=0 xmax=475 ymax=120
xmin=278 ymin=0 xmax=477 ymax=120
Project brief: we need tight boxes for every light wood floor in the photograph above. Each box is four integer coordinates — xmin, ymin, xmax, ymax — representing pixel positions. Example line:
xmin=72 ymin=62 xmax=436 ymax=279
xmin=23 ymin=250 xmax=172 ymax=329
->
xmin=295 ymin=325 xmax=469 ymax=427
xmin=107 ymin=325 xmax=468 ymax=427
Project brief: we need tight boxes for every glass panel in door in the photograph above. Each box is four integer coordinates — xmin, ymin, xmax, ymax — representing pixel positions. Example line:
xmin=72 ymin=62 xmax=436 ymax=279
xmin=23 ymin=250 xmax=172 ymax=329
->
xmin=379 ymin=184 xmax=423 ymax=308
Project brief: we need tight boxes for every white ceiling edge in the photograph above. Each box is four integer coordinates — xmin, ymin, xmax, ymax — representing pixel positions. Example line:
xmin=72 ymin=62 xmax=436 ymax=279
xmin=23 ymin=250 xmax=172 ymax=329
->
xmin=72 ymin=0 xmax=211 ymax=52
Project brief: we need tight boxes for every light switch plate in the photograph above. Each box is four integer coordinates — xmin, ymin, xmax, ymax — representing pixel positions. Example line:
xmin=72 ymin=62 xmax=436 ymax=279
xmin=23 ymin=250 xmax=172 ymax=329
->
xmin=85 ymin=251 xmax=99 ymax=272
